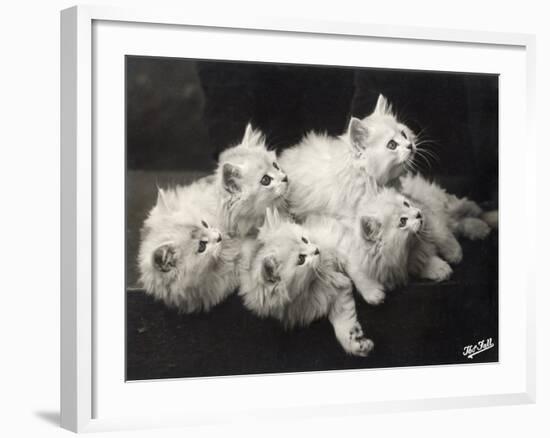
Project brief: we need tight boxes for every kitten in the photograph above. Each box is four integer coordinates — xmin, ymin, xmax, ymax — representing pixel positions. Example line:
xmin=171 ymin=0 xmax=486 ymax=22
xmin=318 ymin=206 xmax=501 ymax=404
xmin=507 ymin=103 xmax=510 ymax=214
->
xmin=361 ymin=95 xmax=494 ymax=244
xmin=214 ymin=124 xmax=289 ymax=237
xmin=138 ymin=180 xmax=239 ymax=313
xmin=305 ymin=187 xmax=452 ymax=306
xmin=239 ymin=209 xmax=374 ymax=357
xmin=398 ymin=174 xmax=492 ymax=263
xmin=279 ymin=94 xmax=416 ymax=220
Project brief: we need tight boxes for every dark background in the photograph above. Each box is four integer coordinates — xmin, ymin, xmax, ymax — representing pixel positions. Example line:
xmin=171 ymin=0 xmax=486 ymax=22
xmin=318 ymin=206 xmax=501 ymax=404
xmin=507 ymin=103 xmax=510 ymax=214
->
xmin=126 ymin=56 xmax=498 ymax=380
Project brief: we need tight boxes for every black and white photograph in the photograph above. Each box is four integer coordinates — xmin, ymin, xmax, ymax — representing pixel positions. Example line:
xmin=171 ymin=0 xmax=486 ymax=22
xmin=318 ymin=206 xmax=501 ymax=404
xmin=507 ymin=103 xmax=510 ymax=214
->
xmin=5 ymin=0 xmax=548 ymax=434
xmin=125 ymin=56 xmax=499 ymax=381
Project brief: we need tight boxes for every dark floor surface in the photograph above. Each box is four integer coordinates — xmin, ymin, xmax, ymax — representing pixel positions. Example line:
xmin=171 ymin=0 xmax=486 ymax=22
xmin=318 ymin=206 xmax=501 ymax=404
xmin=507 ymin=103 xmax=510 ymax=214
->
xmin=126 ymin=171 xmax=498 ymax=381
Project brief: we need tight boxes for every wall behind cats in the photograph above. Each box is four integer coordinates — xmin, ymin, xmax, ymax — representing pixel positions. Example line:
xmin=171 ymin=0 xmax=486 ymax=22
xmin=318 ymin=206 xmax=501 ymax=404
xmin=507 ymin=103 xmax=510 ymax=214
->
xmin=0 ymin=1 xmax=547 ymax=438
xmin=127 ymin=57 xmax=498 ymax=200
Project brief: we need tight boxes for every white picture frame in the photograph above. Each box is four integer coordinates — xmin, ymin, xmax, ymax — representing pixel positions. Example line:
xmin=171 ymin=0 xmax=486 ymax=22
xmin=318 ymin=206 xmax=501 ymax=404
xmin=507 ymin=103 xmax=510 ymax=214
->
xmin=60 ymin=4 xmax=536 ymax=433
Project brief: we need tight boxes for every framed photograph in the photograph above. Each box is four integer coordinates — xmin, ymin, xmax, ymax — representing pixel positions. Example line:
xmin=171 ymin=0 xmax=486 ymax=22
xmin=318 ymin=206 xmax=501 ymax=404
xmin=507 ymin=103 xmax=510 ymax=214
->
xmin=61 ymin=5 xmax=536 ymax=432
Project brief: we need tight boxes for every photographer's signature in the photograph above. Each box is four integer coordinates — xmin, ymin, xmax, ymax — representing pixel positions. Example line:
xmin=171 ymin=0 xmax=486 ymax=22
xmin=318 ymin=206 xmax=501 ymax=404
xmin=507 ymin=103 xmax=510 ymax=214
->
xmin=463 ymin=338 xmax=494 ymax=359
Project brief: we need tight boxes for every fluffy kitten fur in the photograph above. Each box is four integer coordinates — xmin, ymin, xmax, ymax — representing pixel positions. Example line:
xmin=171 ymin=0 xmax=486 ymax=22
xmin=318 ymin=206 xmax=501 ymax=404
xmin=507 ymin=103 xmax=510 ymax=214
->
xmin=398 ymin=174 xmax=492 ymax=258
xmin=279 ymin=94 xmax=416 ymax=220
xmin=138 ymin=179 xmax=239 ymax=313
xmin=239 ymin=209 xmax=374 ymax=357
xmin=215 ymin=124 xmax=289 ymax=237
xmin=305 ymin=188 xmax=452 ymax=306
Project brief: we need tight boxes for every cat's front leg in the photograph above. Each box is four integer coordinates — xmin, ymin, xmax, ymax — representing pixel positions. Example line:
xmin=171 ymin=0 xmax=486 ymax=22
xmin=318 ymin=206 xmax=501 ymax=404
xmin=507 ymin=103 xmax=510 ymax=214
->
xmin=419 ymin=255 xmax=453 ymax=282
xmin=329 ymin=289 xmax=374 ymax=357
xmin=348 ymin=265 xmax=385 ymax=305
xmin=437 ymin=233 xmax=463 ymax=265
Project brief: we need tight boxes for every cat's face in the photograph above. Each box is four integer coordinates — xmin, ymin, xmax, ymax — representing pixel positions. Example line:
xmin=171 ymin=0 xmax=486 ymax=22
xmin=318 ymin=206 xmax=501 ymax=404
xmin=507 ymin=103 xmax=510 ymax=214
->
xmin=348 ymin=94 xmax=417 ymax=185
xmin=254 ymin=209 xmax=321 ymax=306
xmin=139 ymin=190 xmax=225 ymax=285
xmin=357 ymin=188 xmax=423 ymax=248
xmin=219 ymin=124 xmax=289 ymax=212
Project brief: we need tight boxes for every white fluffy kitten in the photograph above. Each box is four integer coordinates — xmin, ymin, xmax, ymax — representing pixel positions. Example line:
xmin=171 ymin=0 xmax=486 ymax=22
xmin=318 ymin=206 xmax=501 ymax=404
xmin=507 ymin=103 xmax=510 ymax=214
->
xmin=138 ymin=179 xmax=239 ymax=313
xmin=279 ymin=94 xmax=416 ymax=220
xmin=305 ymin=187 xmax=452 ymax=306
xmin=239 ymin=209 xmax=374 ymax=357
xmin=398 ymin=174 xmax=492 ymax=263
xmin=215 ymin=124 xmax=289 ymax=237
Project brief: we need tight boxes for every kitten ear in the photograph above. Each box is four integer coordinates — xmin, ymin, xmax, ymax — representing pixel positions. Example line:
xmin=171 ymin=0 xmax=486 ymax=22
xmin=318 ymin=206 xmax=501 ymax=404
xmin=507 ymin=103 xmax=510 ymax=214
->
xmin=360 ymin=216 xmax=382 ymax=242
xmin=348 ymin=117 xmax=369 ymax=152
xmin=263 ymin=207 xmax=281 ymax=230
xmin=373 ymin=94 xmax=393 ymax=116
xmin=242 ymin=122 xmax=264 ymax=147
xmin=243 ymin=123 xmax=254 ymax=143
xmin=222 ymin=162 xmax=242 ymax=194
xmin=261 ymin=255 xmax=280 ymax=284
xmin=153 ymin=243 xmax=177 ymax=272
xmin=156 ymin=188 xmax=170 ymax=213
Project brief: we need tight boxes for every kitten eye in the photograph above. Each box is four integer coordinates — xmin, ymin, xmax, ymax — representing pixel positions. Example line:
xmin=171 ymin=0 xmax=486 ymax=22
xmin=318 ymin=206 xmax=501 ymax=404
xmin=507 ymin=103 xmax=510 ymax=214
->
xmin=201 ymin=220 xmax=208 ymax=228
xmin=401 ymin=130 xmax=407 ymax=139
xmin=387 ymin=140 xmax=398 ymax=150
xmin=260 ymin=175 xmax=272 ymax=186
xmin=403 ymin=201 xmax=410 ymax=207
xmin=273 ymin=162 xmax=280 ymax=170
xmin=297 ymin=254 xmax=306 ymax=265
xmin=399 ymin=217 xmax=408 ymax=227
xmin=198 ymin=240 xmax=207 ymax=253
xmin=301 ymin=237 xmax=309 ymax=244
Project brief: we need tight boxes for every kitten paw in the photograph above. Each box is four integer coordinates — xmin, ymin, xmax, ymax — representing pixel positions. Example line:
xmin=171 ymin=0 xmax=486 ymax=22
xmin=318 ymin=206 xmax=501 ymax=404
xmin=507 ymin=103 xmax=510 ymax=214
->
xmin=422 ymin=257 xmax=453 ymax=282
xmin=348 ymin=324 xmax=374 ymax=357
xmin=461 ymin=200 xmax=483 ymax=217
xmin=441 ymin=240 xmax=463 ymax=265
xmin=461 ymin=218 xmax=491 ymax=240
xmin=362 ymin=288 xmax=386 ymax=306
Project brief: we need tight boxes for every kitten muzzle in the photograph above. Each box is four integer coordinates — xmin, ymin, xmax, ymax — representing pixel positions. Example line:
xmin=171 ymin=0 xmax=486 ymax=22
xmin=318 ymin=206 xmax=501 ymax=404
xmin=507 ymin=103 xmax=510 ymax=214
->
xmin=275 ymin=184 xmax=288 ymax=198
xmin=410 ymin=219 xmax=423 ymax=234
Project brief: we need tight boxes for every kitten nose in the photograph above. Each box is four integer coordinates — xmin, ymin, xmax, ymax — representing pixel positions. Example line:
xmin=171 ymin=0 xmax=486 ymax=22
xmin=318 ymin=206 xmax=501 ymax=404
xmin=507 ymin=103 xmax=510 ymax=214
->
xmin=282 ymin=175 xmax=288 ymax=183
xmin=217 ymin=233 xmax=222 ymax=243
xmin=314 ymin=248 xmax=320 ymax=255
xmin=416 ymin=212 xmax=422 ymax=219
xmin=406 ymin=143 xmax=413 ymax=150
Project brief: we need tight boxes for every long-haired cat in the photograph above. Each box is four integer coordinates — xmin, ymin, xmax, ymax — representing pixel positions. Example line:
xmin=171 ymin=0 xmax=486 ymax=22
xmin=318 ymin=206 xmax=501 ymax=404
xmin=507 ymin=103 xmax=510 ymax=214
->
xmin=305 ymin=187 xmax=452 ymax=306
xmin=398 ymin=174 xmax=492 ymax=266
xmin=279 ymin=94 xmax=417 ymax=220
xmin=138 ymin=180 xmax=240 ymax=313
xmin=239 ymin=209 xmax=374 ymax=357
xmin=214 ymin=124 xmax=289 ymax=237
